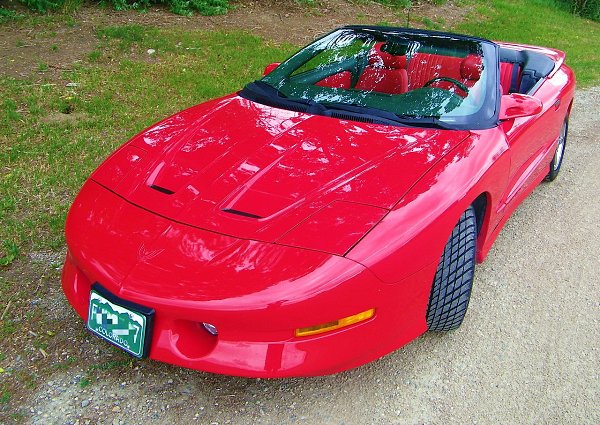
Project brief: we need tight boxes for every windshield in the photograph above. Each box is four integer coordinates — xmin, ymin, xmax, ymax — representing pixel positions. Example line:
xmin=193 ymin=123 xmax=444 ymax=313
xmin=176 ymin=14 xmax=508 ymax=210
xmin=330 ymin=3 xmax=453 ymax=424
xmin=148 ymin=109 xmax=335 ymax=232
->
xmin=240 ymin=27 xmax=498 ymax=129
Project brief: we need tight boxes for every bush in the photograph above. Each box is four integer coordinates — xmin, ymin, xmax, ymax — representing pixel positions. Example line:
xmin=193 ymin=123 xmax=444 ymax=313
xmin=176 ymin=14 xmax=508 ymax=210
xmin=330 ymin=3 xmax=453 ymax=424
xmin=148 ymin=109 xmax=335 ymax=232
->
xmin=19 ymin=0 xmax=63 ymax=13
xmin=0 ymin=7 xmax=24 ymax=22
xmin=17 ymin=0 xmax=231 ymax=15
xmin=558 ymin=0 xmax=600 ymax=21
xmin=168 ymin=0 xmax=230 ymax=16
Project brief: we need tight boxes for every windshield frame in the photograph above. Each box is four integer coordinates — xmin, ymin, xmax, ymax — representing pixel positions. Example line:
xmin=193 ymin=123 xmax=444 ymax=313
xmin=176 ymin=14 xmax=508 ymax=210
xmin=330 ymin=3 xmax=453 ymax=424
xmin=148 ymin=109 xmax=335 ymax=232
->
xmin=240 ymin=26 xmax=500 ymax=130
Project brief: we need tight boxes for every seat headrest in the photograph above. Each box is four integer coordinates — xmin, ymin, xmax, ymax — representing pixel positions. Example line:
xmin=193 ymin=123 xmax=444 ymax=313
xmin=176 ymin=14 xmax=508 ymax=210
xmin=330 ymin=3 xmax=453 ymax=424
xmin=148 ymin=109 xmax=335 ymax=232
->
xmin=460 ymin=55 xmax=483 ymax=80
xmin=368 ymin=42 xmax=407 ymax=69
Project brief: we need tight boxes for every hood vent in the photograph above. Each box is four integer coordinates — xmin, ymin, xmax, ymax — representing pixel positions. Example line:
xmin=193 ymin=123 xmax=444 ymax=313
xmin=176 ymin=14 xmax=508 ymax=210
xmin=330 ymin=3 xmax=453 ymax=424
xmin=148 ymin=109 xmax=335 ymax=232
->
xmin=150 ymin=184 xmax=175 ymax=195
xmin=222 ymin=208 xmax=263 ymax=219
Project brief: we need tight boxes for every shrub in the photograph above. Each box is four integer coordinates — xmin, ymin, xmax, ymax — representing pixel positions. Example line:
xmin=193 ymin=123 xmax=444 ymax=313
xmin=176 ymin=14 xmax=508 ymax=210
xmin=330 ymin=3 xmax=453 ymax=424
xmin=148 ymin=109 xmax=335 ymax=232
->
xmin=16 ymin=0 xmax=231 ymax=15
xmin=19 ymin=0 xmax=64 ymax=13
xmin=557 ymin=0 xmax=600 ymax=21
xmin=0 ymin=8 xmax=25 ymax=22
xmin=169 ymin=0 xmax=230 ymax=16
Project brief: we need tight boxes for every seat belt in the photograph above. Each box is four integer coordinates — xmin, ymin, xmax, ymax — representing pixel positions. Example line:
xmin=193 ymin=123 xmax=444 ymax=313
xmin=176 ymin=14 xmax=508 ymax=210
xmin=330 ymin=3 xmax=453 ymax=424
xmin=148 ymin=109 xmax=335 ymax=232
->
xmin=509 ymin=62 xmax=520 ymax=94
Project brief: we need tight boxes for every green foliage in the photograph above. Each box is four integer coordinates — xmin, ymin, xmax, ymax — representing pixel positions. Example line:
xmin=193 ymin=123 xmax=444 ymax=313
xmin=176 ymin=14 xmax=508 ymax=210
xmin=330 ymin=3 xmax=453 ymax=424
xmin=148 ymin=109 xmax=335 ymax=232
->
xmin=373 ymin=0 xmax=413 ymax=7
xmin=557 ymin=0 xmax=600 ymax=21
xmin=0 ymin=241 xmax=19 ymax=267
xmin=17 ymin=0 xmax=230 ymax=15
xmin=62 ymin=0 xmax=83 ymax=13
xmin=170 ymin=0 xmax=230 ymax=16
xmin=103 ymin=0 xmax=231 ymax=16
xmin=0 ymin=8 xmax=24 ymax=23
xmin=19 ymin=0 xmax=64 ymax=13
xmin=104 ymin=0 xmax=150 ymax=12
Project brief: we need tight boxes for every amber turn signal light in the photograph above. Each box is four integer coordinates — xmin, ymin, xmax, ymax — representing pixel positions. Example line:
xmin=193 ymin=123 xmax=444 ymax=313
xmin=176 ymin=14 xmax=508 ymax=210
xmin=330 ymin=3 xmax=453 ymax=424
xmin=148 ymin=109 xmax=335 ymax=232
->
xmin=295 ymin=308 xmax=375 ymax=337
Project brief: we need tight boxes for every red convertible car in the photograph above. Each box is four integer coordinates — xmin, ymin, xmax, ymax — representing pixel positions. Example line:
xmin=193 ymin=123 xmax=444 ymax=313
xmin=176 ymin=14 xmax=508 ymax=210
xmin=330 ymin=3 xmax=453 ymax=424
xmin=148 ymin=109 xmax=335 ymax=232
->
xmin=62 ymin=26 xmax=575 ymax=377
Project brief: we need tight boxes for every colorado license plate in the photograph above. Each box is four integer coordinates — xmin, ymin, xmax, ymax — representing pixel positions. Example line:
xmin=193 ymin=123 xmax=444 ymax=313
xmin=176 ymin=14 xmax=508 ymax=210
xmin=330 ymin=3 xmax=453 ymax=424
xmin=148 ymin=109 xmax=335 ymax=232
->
xmin=86 ymin=284 xmax=153 ymax=358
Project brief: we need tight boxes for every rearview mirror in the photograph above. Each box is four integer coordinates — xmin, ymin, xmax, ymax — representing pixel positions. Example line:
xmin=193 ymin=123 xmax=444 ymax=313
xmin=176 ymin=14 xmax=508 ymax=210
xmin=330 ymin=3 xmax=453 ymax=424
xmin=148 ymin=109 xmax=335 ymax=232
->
xmin=263 ymin=62 xmax=281 ymax=76
xmin=499 ymin=93 xmax=543 ymax=120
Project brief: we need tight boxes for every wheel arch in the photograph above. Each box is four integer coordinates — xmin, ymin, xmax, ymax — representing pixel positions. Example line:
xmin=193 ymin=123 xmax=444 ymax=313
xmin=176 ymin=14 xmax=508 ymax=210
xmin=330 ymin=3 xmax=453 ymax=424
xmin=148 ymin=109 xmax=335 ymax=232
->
xmin=567 ymin=99 xmax=574 ymax=115
xmin=471 ymin=192 xmax=488 ymax=236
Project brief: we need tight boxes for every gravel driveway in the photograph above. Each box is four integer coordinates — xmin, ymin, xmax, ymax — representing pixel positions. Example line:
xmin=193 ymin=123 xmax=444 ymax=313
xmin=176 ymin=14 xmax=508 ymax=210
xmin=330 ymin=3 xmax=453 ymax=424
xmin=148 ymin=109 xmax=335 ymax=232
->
xmin=25 ymin=88 xmax=600 ymax=425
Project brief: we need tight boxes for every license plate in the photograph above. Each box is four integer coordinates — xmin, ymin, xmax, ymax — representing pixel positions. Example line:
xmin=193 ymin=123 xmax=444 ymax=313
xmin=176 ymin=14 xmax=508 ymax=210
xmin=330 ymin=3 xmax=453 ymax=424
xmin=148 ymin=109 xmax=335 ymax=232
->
xmin=87 ymin=283 xmax=154 ymax=358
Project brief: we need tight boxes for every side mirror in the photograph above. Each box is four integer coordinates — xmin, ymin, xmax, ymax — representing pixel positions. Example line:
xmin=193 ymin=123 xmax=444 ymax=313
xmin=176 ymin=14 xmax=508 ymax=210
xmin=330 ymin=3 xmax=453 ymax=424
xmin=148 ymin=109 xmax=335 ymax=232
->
xmin=263 ymin=62 xmax=281 ymax=76
xmin=499 ymin=93 xmax=543 ymax=120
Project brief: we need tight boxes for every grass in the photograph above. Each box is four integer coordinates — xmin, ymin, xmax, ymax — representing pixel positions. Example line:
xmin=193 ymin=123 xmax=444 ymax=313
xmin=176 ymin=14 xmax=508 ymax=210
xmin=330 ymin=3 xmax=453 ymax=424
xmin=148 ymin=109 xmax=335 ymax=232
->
xmin=0 ymin=26 xmax=295 ymax=266
xmin=457 ymin=0 xmax=600 ymax=87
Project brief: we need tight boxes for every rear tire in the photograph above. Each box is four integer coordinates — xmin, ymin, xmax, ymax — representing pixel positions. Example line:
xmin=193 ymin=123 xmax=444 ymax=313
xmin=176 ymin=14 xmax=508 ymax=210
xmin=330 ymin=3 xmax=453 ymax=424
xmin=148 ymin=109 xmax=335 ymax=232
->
xmin=426 ymin=206 xmax=477 ymax=331
xmin=545 ymin=118 xmax=568 ymax=182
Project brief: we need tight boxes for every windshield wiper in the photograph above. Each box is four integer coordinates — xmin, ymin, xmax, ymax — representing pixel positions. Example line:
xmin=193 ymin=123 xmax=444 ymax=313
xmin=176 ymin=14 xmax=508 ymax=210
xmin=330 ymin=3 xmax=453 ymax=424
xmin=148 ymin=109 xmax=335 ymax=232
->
xmin=395 ymin=114 xmax=453 ymax=130
xmin=319 ymin=103 xmax=454 ymax=128
xmin=318 ymin=101 xmax=410 ymax=126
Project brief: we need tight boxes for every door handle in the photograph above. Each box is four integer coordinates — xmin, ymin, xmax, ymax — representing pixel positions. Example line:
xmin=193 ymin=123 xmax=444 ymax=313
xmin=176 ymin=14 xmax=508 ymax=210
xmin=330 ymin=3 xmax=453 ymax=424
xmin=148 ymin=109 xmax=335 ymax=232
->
xmin=554 ymin=98 xmax=561 ymax=110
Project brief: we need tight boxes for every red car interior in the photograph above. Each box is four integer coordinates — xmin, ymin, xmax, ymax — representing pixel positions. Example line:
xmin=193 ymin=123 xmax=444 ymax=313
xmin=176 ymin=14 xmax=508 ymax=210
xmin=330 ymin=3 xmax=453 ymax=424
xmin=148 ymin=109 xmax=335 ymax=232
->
xmin=318 ymin=42 xmax=483 ymax=96
xmin=500 ymin=61 xmax=522 ymax=94
xmin=315 ymin=71 xmax=353 ymax=89
xmin=315 ymin=42 xmax=555 ymax=99
xmin=354 ymin=43 xmax=409 ymax=94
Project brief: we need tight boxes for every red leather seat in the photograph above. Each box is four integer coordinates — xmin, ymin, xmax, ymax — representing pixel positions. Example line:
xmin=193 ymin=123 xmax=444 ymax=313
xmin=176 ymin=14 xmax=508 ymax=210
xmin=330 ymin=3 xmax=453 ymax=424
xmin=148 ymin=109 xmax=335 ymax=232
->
xmin=407 ymin=53 xmax=482 ymax=96
xmin=407 ymin=53 xmax=462 ymax=89
xmin=460 ymin=54 xmax=483 ymax=87
xmin=316 ymin=71 xmax=352 ymax=89
xmin=500 ymin=61 xmax=521 ymax=94
xmin=355 ymin=43 xmax=408 ymax=94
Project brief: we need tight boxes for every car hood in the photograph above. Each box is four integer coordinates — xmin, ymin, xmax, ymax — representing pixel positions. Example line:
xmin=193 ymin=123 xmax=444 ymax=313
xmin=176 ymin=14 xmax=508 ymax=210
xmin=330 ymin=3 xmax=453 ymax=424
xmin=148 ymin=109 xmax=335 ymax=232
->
xmin=91 ymin=95 xmax=469 ymax=255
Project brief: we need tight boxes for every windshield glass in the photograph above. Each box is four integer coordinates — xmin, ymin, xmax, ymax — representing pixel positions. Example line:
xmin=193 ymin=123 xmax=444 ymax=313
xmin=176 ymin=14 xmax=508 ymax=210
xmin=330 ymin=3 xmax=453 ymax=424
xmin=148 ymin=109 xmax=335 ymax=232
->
xmin=241 ymin=27 xmax=498 ymax=129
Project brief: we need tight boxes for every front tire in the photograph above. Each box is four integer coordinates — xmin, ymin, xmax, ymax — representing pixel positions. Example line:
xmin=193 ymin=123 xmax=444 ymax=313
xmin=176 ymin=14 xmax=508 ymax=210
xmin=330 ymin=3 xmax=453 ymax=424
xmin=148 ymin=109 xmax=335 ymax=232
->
xmin=426 ymin=206 xmax=477 ymax=331
xmin=545 ymin=118 xmax=568 ymax=182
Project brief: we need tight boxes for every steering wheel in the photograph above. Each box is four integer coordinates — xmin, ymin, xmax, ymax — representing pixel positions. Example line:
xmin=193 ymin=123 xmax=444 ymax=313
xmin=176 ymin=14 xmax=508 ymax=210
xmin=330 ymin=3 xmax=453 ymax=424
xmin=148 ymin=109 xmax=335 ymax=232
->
xmin=423 ymin=77 xmax=469 ymax=94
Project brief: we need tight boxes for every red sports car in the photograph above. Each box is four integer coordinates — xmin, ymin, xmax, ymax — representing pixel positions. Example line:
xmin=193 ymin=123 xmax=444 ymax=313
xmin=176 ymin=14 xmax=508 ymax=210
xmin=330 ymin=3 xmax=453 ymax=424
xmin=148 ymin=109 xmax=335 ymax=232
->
xmin=62 ymin=26 xmax=575 ymax=377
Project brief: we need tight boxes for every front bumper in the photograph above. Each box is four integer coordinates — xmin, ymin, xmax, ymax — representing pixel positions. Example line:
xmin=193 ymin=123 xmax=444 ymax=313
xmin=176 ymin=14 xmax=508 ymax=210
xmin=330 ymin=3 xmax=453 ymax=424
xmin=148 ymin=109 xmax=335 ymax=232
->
xmin=62 ymin=180 xmax=433 ymax=377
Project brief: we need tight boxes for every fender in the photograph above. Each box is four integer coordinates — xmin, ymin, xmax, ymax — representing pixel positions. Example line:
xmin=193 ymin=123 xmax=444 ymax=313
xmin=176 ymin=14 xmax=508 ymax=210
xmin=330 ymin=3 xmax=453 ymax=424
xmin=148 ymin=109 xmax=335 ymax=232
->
xmin=348 ymin=128 xmax=511 ymax=283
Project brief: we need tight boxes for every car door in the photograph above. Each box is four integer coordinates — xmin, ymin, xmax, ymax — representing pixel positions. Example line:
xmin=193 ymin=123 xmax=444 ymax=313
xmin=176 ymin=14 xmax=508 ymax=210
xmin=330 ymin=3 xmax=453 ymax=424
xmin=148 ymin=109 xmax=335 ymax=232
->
xmin=500 ymin=80 xmax=565 ymax=209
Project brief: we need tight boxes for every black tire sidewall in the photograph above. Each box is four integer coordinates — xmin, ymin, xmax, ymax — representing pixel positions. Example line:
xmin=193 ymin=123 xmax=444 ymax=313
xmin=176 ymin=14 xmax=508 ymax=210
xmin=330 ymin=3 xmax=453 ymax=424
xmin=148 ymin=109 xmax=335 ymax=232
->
xmin=545 ymin=117 xmax=569 ymax=182
xmin=426 ymin=206 xmax=477 ymax=332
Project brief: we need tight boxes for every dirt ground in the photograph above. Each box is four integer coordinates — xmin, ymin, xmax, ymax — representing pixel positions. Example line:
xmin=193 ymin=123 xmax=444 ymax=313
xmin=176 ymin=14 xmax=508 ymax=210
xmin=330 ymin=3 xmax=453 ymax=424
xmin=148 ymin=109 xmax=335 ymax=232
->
xmin=1 ymin=1 xmax=599 ymax=424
